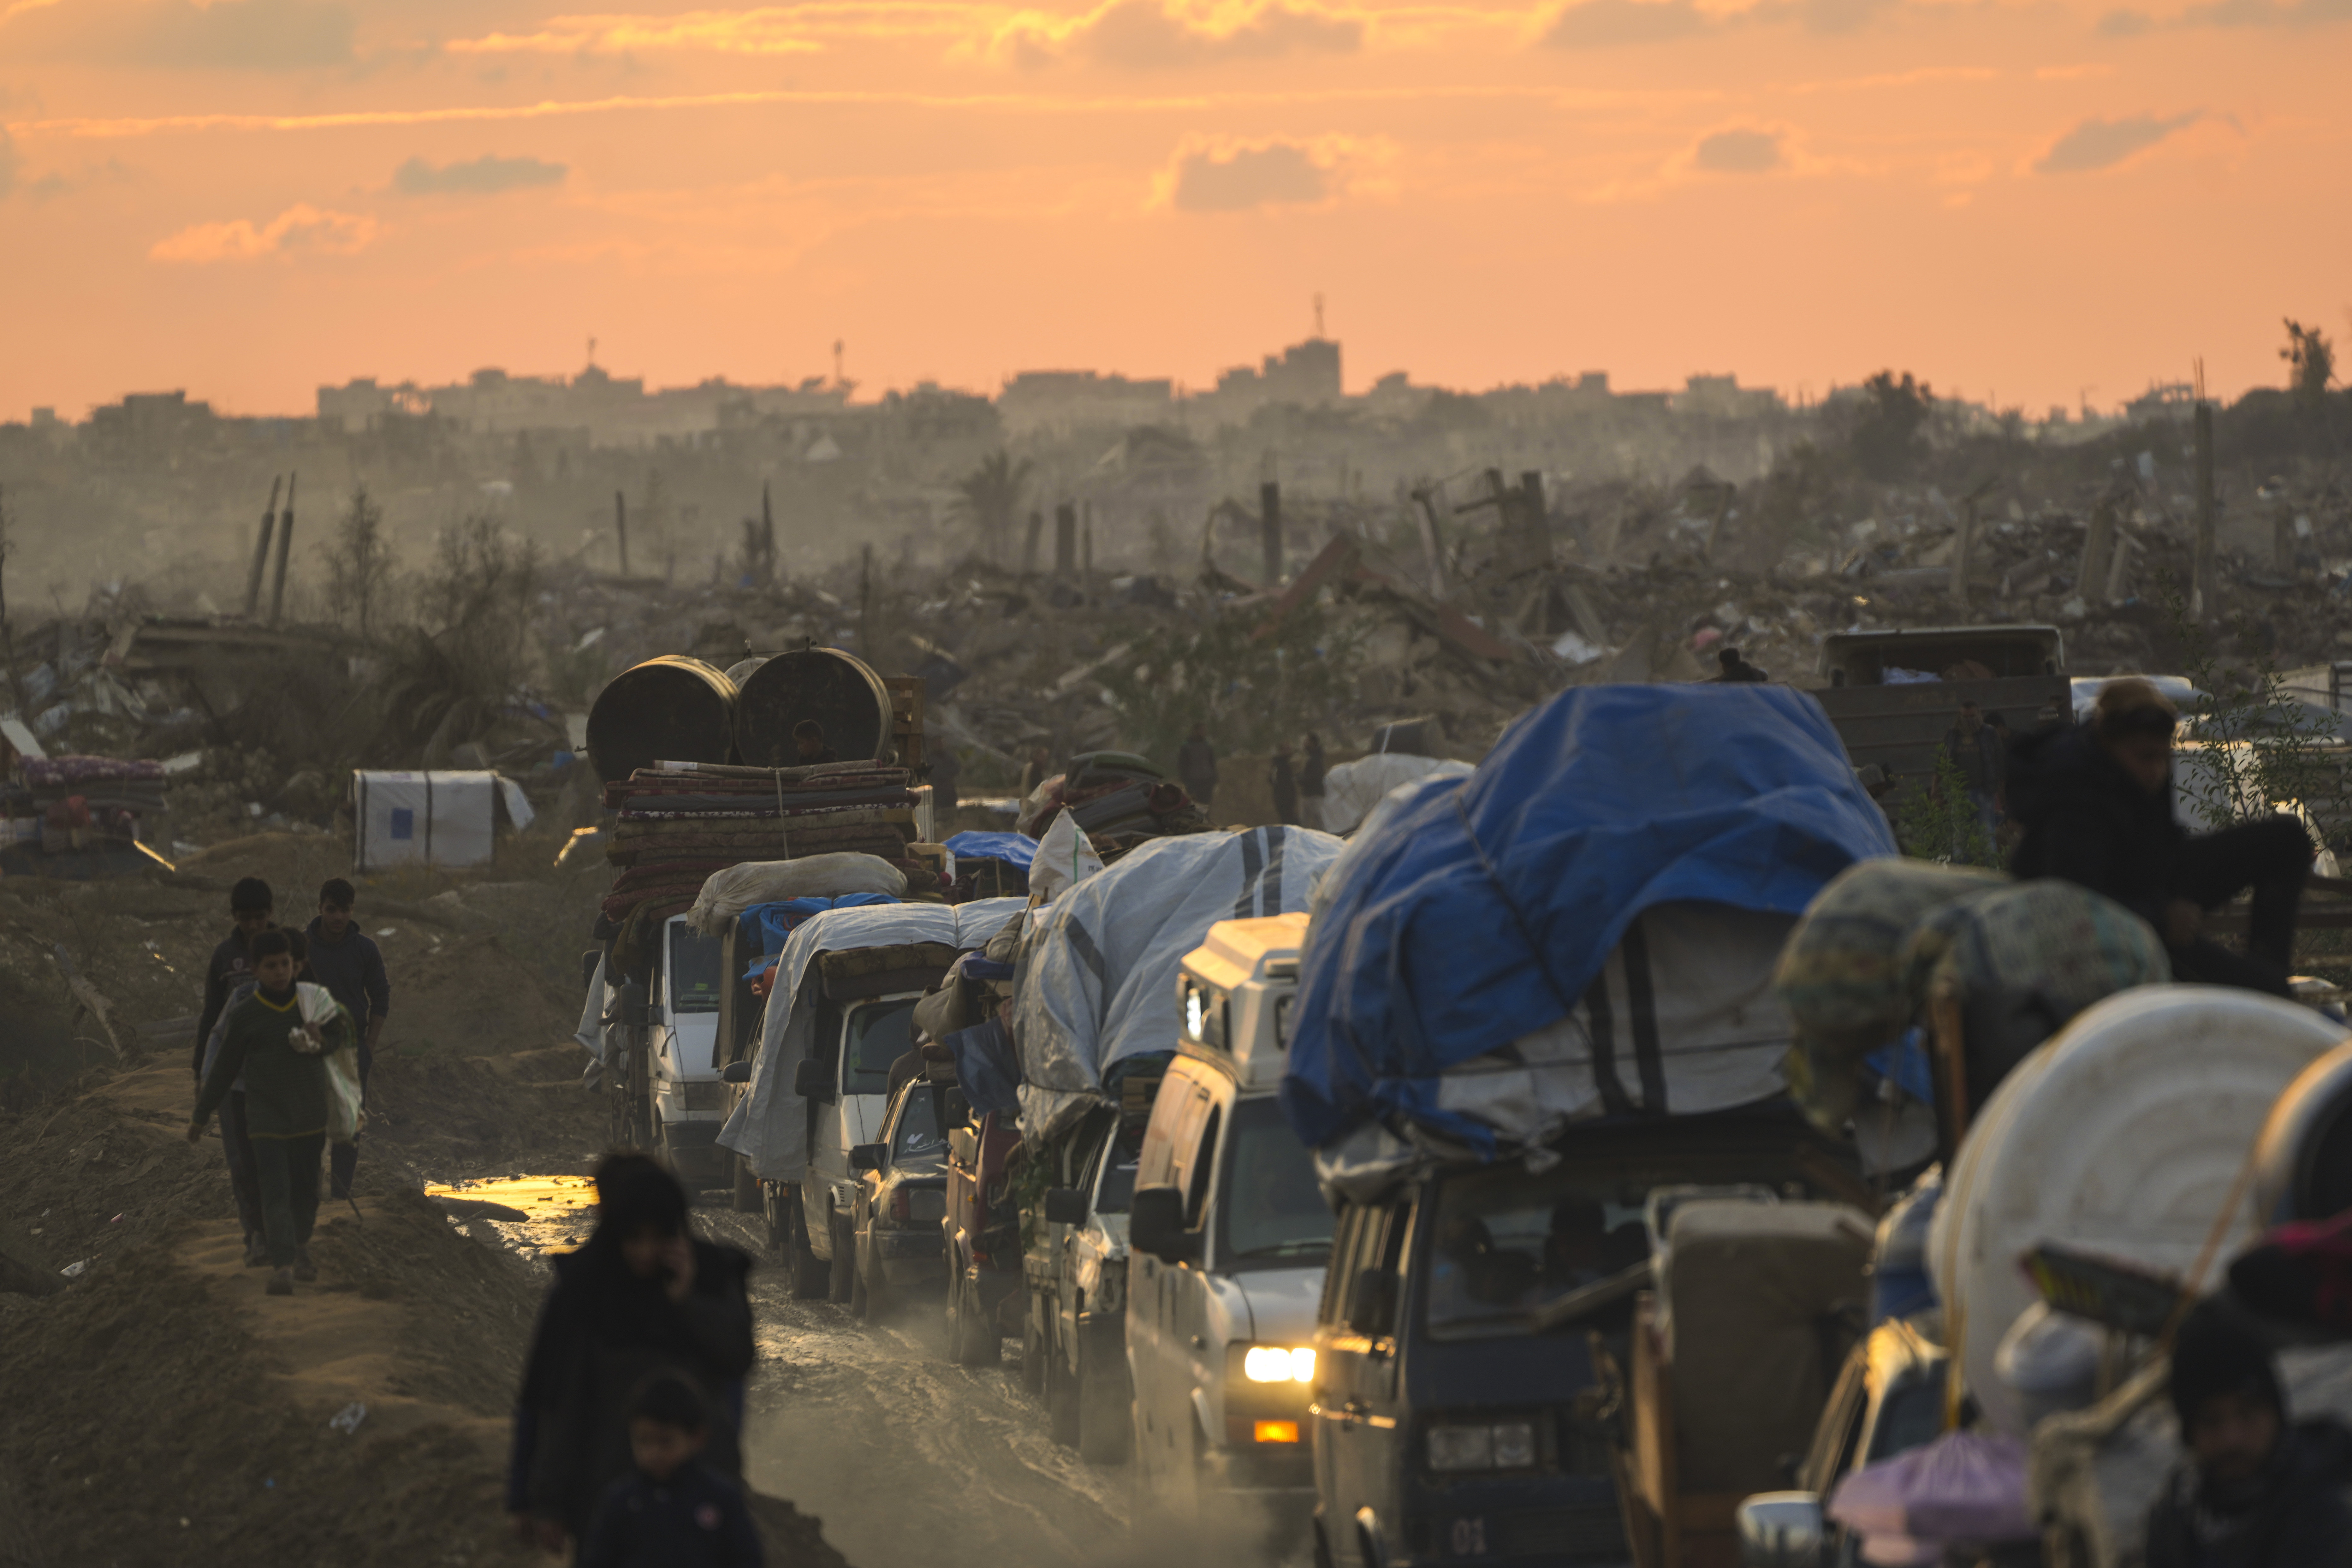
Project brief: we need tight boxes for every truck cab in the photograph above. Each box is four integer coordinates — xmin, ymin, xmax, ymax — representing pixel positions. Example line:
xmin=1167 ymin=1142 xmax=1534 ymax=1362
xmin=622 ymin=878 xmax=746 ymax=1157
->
xmin=607 ymin=914 xmax=732 ymax=1187
xmin=1311 ymin=1114 xmax=1874 ymax=1568
xmin=793 ymin=987 xmax=924 ymax=1302
xmin=1127 ymin=913 xmax=1334 ymax=1542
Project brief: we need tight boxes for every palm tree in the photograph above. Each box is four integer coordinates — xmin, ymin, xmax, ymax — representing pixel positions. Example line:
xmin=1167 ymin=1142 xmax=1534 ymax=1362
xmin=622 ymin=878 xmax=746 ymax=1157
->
xmin=953 ymin=451 xmax=1032 ymax=565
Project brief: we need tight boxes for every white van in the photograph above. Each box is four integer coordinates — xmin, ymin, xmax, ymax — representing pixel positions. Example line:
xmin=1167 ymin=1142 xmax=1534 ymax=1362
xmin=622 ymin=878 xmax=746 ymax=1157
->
xmin=1126 ymin=913 xmax=1333 ymax=1539
xmin=605 ymin=913 xmax=731 ymax=1186
xmin=787 ymin=983 xmax=926 ymax=1301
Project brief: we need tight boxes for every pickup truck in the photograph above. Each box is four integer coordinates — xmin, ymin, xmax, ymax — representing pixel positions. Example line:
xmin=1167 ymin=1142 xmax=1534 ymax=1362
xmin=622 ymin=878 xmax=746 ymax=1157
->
xmin=1807 ymin=624 xmax=2067 ymax=787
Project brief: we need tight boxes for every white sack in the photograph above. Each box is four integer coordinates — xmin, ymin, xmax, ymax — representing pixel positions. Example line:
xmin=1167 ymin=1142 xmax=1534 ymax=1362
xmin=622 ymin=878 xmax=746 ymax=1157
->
xmin=1028 ymin=811 xmax=1104 ymax=902
xmin=1318 ymin=754 xmax=1473 ymax=835
xmin=684 ymin=853 xmax=907 ymax=937
xmin=1013 ymin=826 xmax=1343 ymax=1144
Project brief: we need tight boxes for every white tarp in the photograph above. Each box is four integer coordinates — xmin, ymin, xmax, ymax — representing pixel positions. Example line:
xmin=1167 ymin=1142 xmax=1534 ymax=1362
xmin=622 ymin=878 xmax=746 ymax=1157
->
xmin=353 ymin=770 xmax=497 ymax=870
xmin=1319 ymin=753 xmax=1473 ymax=835
xmin=718 ymin=897 xmax=1026 ymax=1181
xmin=1013 ymin=826 xmax=1343 ymax=1144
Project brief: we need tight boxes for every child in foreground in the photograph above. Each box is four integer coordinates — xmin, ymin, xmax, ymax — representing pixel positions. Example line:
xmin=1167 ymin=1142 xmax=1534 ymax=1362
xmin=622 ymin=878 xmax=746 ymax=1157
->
xmin=578 ymin=1372 xmax=762 ymax=1568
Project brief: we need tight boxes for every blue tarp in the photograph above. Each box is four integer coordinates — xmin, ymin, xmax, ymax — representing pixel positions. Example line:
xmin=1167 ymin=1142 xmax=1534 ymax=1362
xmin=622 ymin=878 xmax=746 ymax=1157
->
xmin=944 ymin=830 xmax=1037 ymax=871
xmin=945 ymin=1016 xmax=1022 ymax=1119
xmin=1280 ymin=684 xmax=1898 ymax=1151
xmin=738 ymin=894 xmax=899 ymax=976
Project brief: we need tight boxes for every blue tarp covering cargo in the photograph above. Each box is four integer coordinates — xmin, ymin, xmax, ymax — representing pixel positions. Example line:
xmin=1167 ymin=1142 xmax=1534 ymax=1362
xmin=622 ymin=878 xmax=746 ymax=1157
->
xmin=944 ymin=830 xmax=1038 ymax=871
xmin=1280 ymin=684 xmax=1897 ymax=1157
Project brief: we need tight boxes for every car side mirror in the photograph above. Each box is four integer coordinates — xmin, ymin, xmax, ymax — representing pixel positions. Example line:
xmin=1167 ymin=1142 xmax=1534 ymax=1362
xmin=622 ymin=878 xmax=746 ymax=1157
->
xmin=1128 ymin=1185 xmax=1197 ymax=1266
xmin=1736 ymin=1493 xmax=1830 ymax=1568
xmin=793 ymin=1057 xmax=835 ymax=1101
xmin=850 ymin=1142 xmax=886 ymax=1172
xmin=1044 ymin=1187 xmax=1087 ymax=1226
xmin=721 ymin=1060 xmax=753 ymax=1084
xmin=1346 ymin=1268 xmax=1397 ymax=1335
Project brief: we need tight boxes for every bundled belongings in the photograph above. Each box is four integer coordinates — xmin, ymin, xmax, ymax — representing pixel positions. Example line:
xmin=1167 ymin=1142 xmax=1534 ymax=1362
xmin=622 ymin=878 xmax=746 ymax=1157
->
xmin=604 ymin=761 xmax=924 ymax=871
xmin=16 ymin=753 xmax=168 ymax=854
xmin=1013 ymin=825 xmax=1343 ymax=1145
xmin=1017 ymin=751 xmax=1208 ymax=855
xmin=1282 ymin=684 xmax=1897 ymax=1174
xmin=943 ymin=830 xmax=1034 ymax=901
xmin=720 ymin=899 xmax=1026 ymax=1181
xmin=1316 ymin=752 xmax=1472 ymax=836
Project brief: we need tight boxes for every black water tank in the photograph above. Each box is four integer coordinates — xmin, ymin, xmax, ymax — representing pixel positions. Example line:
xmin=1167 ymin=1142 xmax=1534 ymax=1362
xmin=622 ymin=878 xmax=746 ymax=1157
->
xmin=585 ymin=655 xmax=740 ymax=782
xmin=733 ymin=647 xmax=894 ymax=767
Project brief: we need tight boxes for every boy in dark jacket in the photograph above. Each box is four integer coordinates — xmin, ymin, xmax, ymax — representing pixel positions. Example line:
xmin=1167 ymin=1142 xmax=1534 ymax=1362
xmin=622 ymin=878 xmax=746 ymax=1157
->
xmin=579 ymin=1372 xmax=762 ymax=1568
xmin=2146 ymin=1303 xmax=2352 ymax=1568
xmin=305 ymin=877 xmax=390 ymax=1198
xmin=194 ymin=876 xmax=275 ymax=1262
xmin=509 ymin=1154 xmax=756 ymax=1552
xmin=188 ymin=929 xmax=353 ymax=1296
xmin=2007 ymin=678 xmax=2311 ymax=995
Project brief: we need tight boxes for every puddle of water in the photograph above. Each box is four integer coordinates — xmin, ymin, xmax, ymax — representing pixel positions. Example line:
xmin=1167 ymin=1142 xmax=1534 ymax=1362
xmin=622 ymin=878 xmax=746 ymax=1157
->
xmin=422 ymin=1174 xmax=600 ymax=1259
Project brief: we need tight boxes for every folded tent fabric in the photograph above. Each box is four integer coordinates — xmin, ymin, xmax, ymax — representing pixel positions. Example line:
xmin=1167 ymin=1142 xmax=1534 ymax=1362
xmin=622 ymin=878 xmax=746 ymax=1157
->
xmin=1280 ymin=683 xmax=1899 ymax=1154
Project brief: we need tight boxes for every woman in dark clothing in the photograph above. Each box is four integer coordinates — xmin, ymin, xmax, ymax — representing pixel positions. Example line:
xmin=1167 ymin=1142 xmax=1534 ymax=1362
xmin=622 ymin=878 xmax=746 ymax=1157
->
xmin=509 ymin=1154 xmax=756 ymax=1554
xmin=2006 ymin=678 xmax=2311 ymax=995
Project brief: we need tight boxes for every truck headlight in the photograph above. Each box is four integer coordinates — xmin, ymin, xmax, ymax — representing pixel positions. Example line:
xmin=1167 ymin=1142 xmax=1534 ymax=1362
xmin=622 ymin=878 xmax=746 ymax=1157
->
xmin=1427 ymin=1421 xmax=1536 ymax=1473
xmin=1243 ymin=1345 xmax=1316 ymax=1383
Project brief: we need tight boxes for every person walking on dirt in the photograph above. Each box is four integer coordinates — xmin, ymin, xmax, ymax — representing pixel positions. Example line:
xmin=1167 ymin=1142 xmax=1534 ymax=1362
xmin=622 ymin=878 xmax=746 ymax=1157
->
xmin=579 ymin=1372 xmax=763 ymax=1568
xmin=1176 ymin=722 xmax=1218 ymax=810
xmin=2008 ymin=678 xmax=2312 ymax=995
xmin=194 ymin=876 xmax=276 ymax=1264
xmin=306 ymin=878 xmax=390 ymax=1201
xmin=188 ymin=929 xmax=353 ymax=1296
xmin=510 ymin=1153 xmax=756 ymax=1554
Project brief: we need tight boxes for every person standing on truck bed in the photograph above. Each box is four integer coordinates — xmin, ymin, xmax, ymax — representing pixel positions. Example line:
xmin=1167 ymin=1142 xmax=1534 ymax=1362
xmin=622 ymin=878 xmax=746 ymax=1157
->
xmin=305 ymin=877 xmax=390 ymax=1201
xmin=2145 ymin=1302 xmax=2352 ymax=1568
xmin=188 ymin=929 xmax=353 ymax=1297
xmin=1713 ymin=647 xmax=1771 ymax=683
xmin=1177 ymin=721 xmax=1218 ymax=809
xmin=194 ymin=876 xmax=276 ymax=1266
xmin=2007 ymin=678 xmax=2310 ymax=996
xmin=510 ymin=1153 xmax=756 ymax=1556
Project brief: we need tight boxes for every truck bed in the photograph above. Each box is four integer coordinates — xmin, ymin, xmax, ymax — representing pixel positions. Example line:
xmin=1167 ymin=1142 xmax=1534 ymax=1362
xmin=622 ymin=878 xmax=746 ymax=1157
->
xmin=1809 ymin=674 xmax=2068 ymax=783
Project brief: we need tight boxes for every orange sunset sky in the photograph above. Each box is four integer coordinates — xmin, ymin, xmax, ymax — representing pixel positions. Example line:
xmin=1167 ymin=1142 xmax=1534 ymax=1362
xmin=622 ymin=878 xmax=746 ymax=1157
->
xmin=0 ymin=0 xmax=2343 ymax=421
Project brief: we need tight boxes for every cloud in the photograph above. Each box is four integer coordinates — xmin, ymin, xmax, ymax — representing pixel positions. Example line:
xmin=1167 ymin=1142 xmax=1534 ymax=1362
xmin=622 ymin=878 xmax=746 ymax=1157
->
xmin=1151 ymin=134 xmax=1381 ymax=212
xmin=1692 ymin=127 xmax=1784 ymax=172
xmin=1001 ymin=0 xmax=1362 ymax=69
xmin=2033 ymin=111 xmax=2199 ymax=172
xmin=150 ymin=202 xmax=378 ymax=262
xmin=0 ymin=0 xmax=354 ymax=70
xmin=2095 ymin=8 xmax=2156 ymax=30
xmin=2098 ymin=0 xmax=2348 ymax=27
xmin=391 ymin=153 xmax=566 ymax=196
xmin=1543 ymin=0 xmax=1893 ymax=46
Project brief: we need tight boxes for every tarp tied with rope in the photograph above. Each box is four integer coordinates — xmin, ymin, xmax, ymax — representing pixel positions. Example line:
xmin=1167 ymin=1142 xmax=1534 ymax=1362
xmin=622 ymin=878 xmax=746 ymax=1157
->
xmin=1278 ymin=683 xmax=1898 ymax=1155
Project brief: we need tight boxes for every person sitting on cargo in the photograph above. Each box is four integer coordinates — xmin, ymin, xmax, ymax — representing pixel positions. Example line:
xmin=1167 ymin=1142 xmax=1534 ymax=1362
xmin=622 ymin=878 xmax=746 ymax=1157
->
xmin=2006 ymin=677 xmax=2311 ymax=996
xmin=2145 ymin=1302 xmax=2352 ymax=1568
xmin=791 ymin=720 xmax=837 ymax=766
xmin=1712 ymin=647 xmax=1770 ymax=683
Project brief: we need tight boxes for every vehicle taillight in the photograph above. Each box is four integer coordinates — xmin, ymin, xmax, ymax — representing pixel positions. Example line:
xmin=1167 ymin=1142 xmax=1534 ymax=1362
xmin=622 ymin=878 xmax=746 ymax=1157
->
xmin=890 ymin=1188 xmax=912 ymax=1222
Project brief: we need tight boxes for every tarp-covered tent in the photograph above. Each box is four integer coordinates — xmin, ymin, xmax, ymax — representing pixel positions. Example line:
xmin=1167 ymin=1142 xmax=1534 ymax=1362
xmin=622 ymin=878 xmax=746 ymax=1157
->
xmin=1280 ymin=684 xmax=1897 ymax=1160
xmin=353 ymin=769 xmax=533 ymax=870
xmin=719 ymin=898 xmax=1025 ymax=1180
xmin=1014 ymin=826 xmax=1344 ymax=1144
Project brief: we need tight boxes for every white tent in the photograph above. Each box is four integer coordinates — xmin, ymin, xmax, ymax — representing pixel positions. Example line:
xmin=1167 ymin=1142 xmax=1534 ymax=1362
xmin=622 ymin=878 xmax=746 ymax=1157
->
xmin=353 ymin=770 xmax=532 ymax=870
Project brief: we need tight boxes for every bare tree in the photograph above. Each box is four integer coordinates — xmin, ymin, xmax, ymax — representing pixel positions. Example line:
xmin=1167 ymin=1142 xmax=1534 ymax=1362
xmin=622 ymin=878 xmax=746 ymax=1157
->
xmin=2283 ymin=318 xmax=2338 ymax=407
xmin=419 ymin=516 xmax=542 ymax=705
xmin=320 ymin=483 xmax=398 ymax=637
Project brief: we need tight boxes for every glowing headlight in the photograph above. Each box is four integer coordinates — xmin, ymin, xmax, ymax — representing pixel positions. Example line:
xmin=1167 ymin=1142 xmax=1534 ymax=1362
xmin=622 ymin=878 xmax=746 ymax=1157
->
xmin=1243 ymin=1345 xmax=1316 ymax=1383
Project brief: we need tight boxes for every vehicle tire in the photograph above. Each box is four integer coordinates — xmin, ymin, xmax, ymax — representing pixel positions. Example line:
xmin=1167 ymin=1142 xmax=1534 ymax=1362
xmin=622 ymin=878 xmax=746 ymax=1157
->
xmin=947 ymin=1270 xmax=999 ymax=1365
xmin=828 ymin=1213 xmax=856 ymax=1305
xmin=788 ymin=1205 xmax=830 ymax=1300
xmin=733 ymin=1155 xmax=759 ymax=1214
xmin=1076 ymin=1331 xmax=1131 ymax=1465
xmin=1045 ymin=1330 xmax=1081 ymax=1449
xmin=1312 ymin=1519 xmax=1337 ymax=1568
xmin=1021 ymin=1305 xmax=1047 ymax=1395
xmin=848 ymin=1236 xmax=870 ymax=1320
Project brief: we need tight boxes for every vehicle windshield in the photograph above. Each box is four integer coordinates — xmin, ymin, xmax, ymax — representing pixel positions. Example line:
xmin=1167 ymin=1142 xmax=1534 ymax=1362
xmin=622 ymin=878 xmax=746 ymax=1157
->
xmin=893 ymin=1084 xmax=948 ymax=1169
xmin=1216 ymin=1096 xmax=1332 ymax=1270
xmin=667 ymin=924 xmax=725 ymax=1015
xmin=1423 ymin=1142 xmax=1805 ymax=1339
xmin=844 ymin=998 xmax=916 ymax=1097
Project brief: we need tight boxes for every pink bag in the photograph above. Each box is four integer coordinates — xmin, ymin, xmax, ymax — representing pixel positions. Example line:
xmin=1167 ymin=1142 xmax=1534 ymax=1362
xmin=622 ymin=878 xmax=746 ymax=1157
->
xmin=1827 ymin=1430 xmax=2036 ymax=1545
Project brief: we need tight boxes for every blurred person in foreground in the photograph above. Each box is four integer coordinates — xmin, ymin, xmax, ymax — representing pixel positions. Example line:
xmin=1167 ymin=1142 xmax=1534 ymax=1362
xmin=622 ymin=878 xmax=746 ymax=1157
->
xmin=194 ymin=876 xmax=276 ymax=1263
xmin=509 ymin=1153 xmax=755 ymax=1556
xmin=188 ymin=929 xmax=353 ymax=1296
xmin=578 ymin=1371 xmax=762 ymax=1568
xmin=2146 ymin=1303 xmax=2352 ymax=1568
xmin=2007 ymin=677 xmax=2311 ymax=995
xmin=305 ymin=877 xmax=390 ymax=1200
